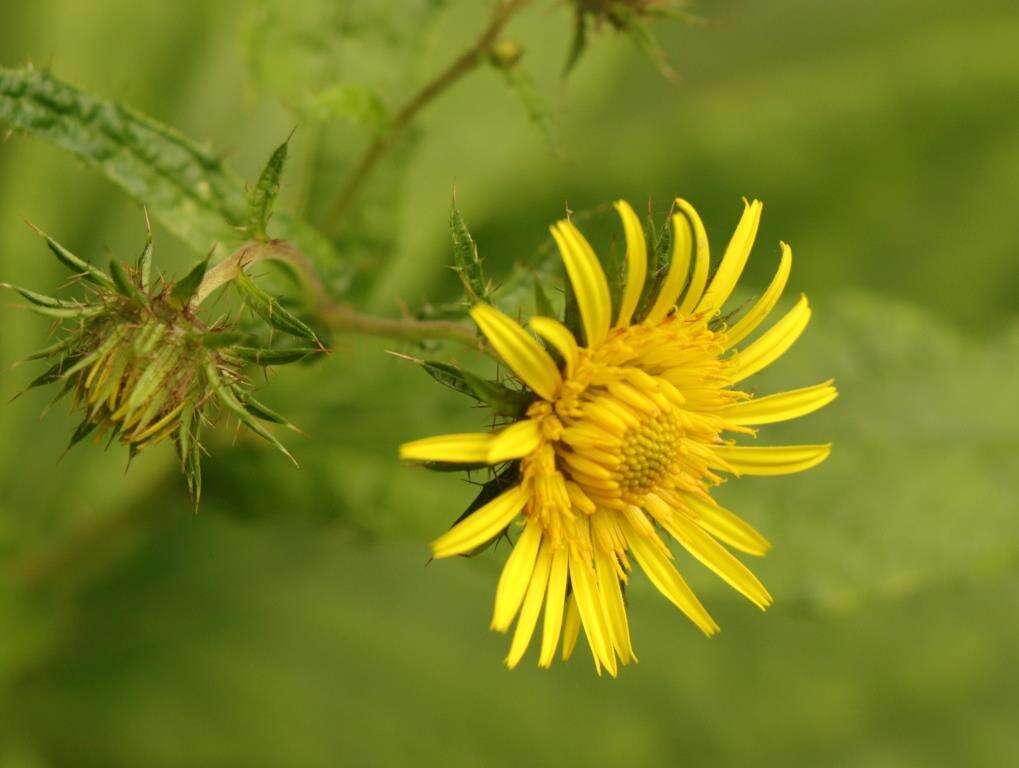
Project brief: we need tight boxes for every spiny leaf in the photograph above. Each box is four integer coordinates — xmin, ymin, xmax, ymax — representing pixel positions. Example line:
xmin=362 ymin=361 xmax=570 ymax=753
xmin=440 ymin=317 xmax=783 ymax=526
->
xmin=610 ymin=6 xmax=677 ymax=81
xmin=450 ymin=201 xmax=488 ymax=303
xmin=238 ymin=391 xmax=298 ymax=431
xmin=497 ymin=64 xmax=558 ymax=155
xmin=108 ymin=259 xmax=144 ymax=302
xmin=460 ymin=369 xmax=533 ymax=418
xmin=232 ymin=346 xmax=322 ymax=365
xmin=203 ymin=360 xmax=297 ymax=466
xmin=247 ymin=134 xmax=292 ymax=242
xmin=564 ymin=6 xmax=590 ymax=76
xmin=417 ymin=360 xmax=474 ymax=398
xmin=533 ymin=274 xmax=556 ymax=318
xmin=234 ymin=271 xmax=321 ymax=344
xmin=0 ymin=67 xmax=348 ymax=289
xmin=25 ymin=223 xmax=113 ymax=288
xmin=453 ymin=465 xmax=521 ymax=557
xmin=1 ymin=282 xmax=93 ymax=310
xmin=66 ymin=418 xmax=98 ymax=452
xmin=136 ymin=217 xmax=154 ymax=293
xmin=415 ymin=359 xmax=532 ymax=417
xmin=170 ymin=253 xmax=211 ymax=308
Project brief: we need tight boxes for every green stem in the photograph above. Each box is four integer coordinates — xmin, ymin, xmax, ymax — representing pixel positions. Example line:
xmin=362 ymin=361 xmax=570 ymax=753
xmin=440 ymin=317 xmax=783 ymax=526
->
xmin=321 ymin=0 xmax=531 ymax=234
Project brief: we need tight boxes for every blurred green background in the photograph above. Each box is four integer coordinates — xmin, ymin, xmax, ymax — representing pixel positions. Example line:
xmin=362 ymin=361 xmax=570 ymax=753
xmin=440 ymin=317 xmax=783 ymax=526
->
xmin=2 ymin=1 xmax=1018 ymax=765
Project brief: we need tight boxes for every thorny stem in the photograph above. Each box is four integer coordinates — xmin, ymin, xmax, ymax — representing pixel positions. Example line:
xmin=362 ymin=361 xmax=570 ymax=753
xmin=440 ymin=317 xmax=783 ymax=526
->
xmin=321 ymin=0 xmax=532 ymax=234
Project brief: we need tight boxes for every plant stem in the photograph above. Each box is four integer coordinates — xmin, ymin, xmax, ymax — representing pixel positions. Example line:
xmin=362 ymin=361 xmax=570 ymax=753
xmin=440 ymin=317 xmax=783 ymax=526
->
xmin=321 ymin=0 xmax=531 ymax=234
xmin=199 ymin=240 xmax=478 ymax=348
xmin=324 ymin=304 xmax=477 ymax=347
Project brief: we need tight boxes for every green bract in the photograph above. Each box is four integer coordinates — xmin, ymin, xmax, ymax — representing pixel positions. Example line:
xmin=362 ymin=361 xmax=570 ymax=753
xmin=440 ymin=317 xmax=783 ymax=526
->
xmin=5 ymin=225 xmax=323 ymax=505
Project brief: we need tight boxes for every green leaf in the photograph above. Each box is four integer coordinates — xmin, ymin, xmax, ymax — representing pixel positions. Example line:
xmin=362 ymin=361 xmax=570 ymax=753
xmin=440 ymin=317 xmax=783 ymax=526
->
xmin=25 ymin=224 xmax=113 ymax=288
xmin=0 ymin=67 xmax=347 ymax=288
xmin=1 ymin=282 xmax=92 ymax=311
xmin=415 ymin=358 xmax=532 ymax=417
xmin=108 ymin=259 xmax=144 ymax=302
xmin=497 ymin=64 xmax=558 ymax=155
xmin=460 ymin=370 xmax=533 ymax=418
xmin=563 ymin=7 xmax=590 ymax=76
xmin=237 ymin=391 xmax=297 ymax=430
xmin=417 ymin=360 xmax=474 ymax=398
xmin=203 ymin=359 xmax=297 ymax=466
xmin=533 ymin=274 xmax=556 ymax=319
xmin=609 ymin=7 xmax=677 ymax=81
xmin=450 ymin=201 xmax=487 ymax=303
xmin=234 ymin=272 xmax=322 ymax=345
xmin=451 ymin=465 xmax=521 ymax=557
xmin=247 ymin=135 xmax=291 ymax=241
xmin=170 ymin=254 xmax=211 ymax=308
xmin=136 ymin=218 xmax=154 ymax=293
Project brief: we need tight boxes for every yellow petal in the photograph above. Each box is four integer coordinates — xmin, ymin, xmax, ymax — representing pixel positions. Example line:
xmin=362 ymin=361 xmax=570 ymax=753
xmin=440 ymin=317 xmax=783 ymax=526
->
xmin=725 ymin=242 xmax=792 ymax=348
xmin=491 ymin=519 xmax=544 ymax=631
xmin=550 ymin=219 xmax=612 ymax=347
xmin=613 ymin=200 xmax=648 ymax=328
xmin=728 ymin=294 xmax=811 ymax=383
xmin=539 ymin=546 xmax=569 ymax=667
xmin=649 ymin=496 xmax=771 ymax=609
xmin=530 ymin=316 xmax=580 ymax=377
xmin=696 ymin=199 xmax=763 ymax=317
xmin=712 ymin=380 xmax=837 ymax=426
xmin=712 ymin=444 xmax=832 ymax=476
xmin=432 ymin=484 xmax=529 ymax=559
xmin=679 ymin=493 xmax=771 ymax=556
xmin=470 ymin=304 xmax=561 ymax=400
xmin=506 ymin=540 xmax=553 ymax=668
xmin=487 ymin=419 xmax=543 ymax=463
xmin=625 ymin=524 xmax=719 ymax=637
xmin=674 ymin=198 xmax=711 ymax=317
xmin=645 ymin=209 xmax=693 ymax=324
xmin=569 ymin=548 xmax=618 ymax=676
xmin=399 ymin=433 xmax=494 ymax=464
xmin=561 ymin=595 xmax=581 ymax=661
xmin=595 ymin=548 xmax=635 ymax=664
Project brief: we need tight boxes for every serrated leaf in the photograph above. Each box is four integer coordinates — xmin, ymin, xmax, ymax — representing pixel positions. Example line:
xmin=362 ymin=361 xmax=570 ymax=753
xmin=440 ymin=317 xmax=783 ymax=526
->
xmin=0 ymin=68 xmax=347 ymax=289
xmin=232 ymin=346 xmax=322 ymax=365
xmin=171 ymin=254 xmax=211 ymax=308
xmin=247 ymin=135 xmax=291 ymax=241
xmin=234 ymin=272 xmax=321 ymax=344
xmin=450 ymin=202 xmax=487 ymax=302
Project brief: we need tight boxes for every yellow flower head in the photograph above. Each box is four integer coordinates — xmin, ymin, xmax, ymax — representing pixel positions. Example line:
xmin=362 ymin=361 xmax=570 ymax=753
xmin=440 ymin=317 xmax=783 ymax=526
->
xmin=401 ymin=198 xmax=836 ymax=675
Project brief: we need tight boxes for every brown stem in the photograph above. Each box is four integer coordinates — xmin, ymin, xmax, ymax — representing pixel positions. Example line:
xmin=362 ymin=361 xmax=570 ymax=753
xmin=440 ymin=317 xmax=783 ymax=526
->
xmin=321 ymin=0 xmax=531 ymax=233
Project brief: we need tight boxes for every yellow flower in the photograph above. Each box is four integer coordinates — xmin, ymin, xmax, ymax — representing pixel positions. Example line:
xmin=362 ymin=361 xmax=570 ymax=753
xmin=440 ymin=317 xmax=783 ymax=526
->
xmin=401 ymin=198 xmax=836 ymax=675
